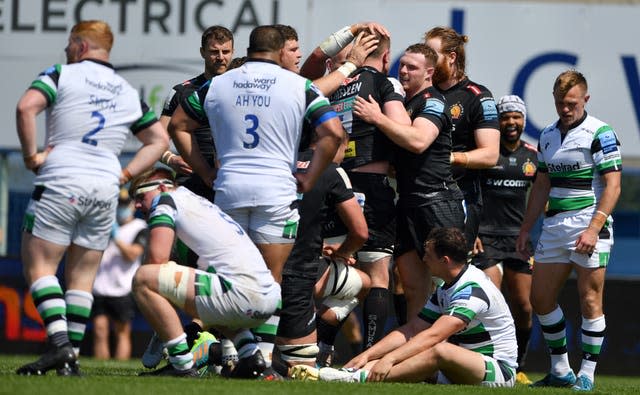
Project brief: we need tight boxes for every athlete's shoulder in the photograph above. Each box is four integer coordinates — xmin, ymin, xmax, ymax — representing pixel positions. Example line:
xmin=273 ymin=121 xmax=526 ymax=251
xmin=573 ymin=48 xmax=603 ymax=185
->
xmin=521 ymin=141 xmax=538 ymax=153
xmin=463 ymin=78 xmax=494 ymax=97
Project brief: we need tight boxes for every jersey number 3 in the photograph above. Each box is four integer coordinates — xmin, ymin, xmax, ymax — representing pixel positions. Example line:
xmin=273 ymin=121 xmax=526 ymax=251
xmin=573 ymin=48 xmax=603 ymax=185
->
xmin=82 ymin=111 xmax=105 ymax=146
xmin=243 ymin=114 xmax=260 ymax=149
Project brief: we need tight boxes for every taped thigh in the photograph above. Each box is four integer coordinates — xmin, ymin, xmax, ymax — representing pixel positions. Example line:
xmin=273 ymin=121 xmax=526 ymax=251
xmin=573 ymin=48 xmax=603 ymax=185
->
xmin=157 ymin=261 xmax=190 ymax=309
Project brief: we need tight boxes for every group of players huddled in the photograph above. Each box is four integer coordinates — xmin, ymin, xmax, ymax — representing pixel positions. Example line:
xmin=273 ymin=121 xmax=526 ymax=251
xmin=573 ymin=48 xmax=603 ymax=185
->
xmin=15 ymin=17 xmax=621 ymax=392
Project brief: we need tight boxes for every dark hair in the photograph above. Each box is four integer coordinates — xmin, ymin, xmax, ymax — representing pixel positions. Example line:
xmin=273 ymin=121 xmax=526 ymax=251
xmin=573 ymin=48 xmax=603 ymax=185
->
xmin=425 ymin=227 xmax=468 ymax=264
xmin=405 ymin=43 xmax=438 ymax=67
xmin=247 ymin=25 xmax=284 ymax=54
xmin=228 ymin=56 xmax=247 ymax=70
xmin=273 ymin=24 xmax=298 ymax=41
xmin=201 ymin=25 xmax=233 ymax=49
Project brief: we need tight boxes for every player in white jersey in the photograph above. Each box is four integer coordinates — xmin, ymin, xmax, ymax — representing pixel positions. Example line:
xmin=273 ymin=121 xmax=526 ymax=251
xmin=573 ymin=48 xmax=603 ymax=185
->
xmin=130 ymin=168 xmax=280 ymax=377
xmin=169 ymin=25 xmax=343 ymax=372
xmin=516 ymin=70 xmax=622 ymax=391
xmin=15 ymin=20 xmax=168 ymax=376
xmin=290 ymin=227 xmax=517 ymax=386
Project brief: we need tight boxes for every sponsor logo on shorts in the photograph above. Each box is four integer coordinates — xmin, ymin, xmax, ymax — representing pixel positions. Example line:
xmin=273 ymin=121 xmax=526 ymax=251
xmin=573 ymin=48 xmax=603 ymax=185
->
xmin=246 ymin=309 xmax=272 ymax=320
xmin=73 ymin=195 xmax=113 ymax=209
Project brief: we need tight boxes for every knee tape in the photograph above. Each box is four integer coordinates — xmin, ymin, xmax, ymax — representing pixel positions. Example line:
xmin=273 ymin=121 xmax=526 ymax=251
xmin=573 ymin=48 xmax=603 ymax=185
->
xmin=277 ymin=343 xmax=319 ymax=363
xmin=323 ymin=296 xmax=359 ymax=322
xmin=158 ymin=261 xmax=190 ymax=309
xmin=323 ymin=260 xmax=363 ymax=299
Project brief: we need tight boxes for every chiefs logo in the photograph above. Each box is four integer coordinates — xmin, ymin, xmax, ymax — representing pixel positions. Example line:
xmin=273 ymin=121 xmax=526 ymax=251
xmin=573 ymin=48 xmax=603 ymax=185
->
xmin=449 ymin=103 xmax=463 ymax=120
xmin=522 ymin=159 xmax=537 ymax=177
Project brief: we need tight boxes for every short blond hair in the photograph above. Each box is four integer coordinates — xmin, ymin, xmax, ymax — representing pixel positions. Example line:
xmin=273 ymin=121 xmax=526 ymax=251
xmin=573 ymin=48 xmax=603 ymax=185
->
xmin=553 ymin=70 xmax=588 ymax=98
xmin=70 ymin=20 xmax=114 ymax=52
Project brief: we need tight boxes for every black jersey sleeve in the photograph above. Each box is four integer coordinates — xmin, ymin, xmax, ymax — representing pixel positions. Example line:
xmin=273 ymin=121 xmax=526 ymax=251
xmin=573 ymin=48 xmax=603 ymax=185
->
xmin=414 ymin=90 xmax=448 ymax=131
xmin=180 ymin=81 xmax=210 ymax=125
xmin=327 ymin=165 xmax=355 ymax=207
xmin=467 ymin=83 xmax=499 ymax=131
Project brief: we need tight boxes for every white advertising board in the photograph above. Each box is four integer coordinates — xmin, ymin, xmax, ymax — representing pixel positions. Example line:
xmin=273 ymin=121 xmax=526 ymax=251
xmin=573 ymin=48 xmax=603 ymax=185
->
xmin=1 ymin=0 xmax=639 ymax=157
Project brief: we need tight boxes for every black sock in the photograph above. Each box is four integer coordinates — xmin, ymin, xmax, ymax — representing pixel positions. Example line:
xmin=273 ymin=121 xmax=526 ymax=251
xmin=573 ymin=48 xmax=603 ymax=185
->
xmin=316 ymin=317 xmax=340 ymax=346
xmin=516 ymin=327 xmax=532 ymax=371
xmin=393 ymin=293 xmax=407 ymax=326
xmin=362 ymin=287 xmax=389 ymax=350
xmin=184 ymin=321 xmax=204 ymax=348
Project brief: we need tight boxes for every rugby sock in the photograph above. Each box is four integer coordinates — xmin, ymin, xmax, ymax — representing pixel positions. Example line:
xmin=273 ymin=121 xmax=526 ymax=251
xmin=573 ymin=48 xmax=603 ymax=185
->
xmin=65 ymin=289 xmax=93 ymax=356
xmin=515 ymin=327 xmax=532 ymax=371
xmin=251 ymin=302 xmax=281 ymax=367
xmin=537 ymin=306 xmax=572 ymax=375
xmin=316 ymin=316 xmax=341 ymax=346
xmin=165 ymin=333 xmax=194 ymax=370
xmin=30 ymin=275 xmax=69 ymax=347
xmin=362 ymin=287 xmax=389 ymax=349
xmin=234 ymin=329 xmax=260 ymax=359
xmin=578 ymin=315 xmax=605 ymax=381
xmin=184 ymin=321 xmax=203 ymax=348
xmin=221 ymin=338 xmax=239 ymax=365
xmin=393 ymin=293 xmax=407 ymax=326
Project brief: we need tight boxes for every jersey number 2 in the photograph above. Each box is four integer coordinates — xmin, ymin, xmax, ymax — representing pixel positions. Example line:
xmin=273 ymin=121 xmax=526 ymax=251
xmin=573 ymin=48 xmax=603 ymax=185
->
xmin=82 ymin=111 xmax=105 ymax=146
xmin=243 ymin=114 xmax=260 ymax=149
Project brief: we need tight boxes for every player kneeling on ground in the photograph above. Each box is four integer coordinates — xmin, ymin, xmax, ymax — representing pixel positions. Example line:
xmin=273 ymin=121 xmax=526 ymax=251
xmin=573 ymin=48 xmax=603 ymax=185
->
xmin=131 ymin=168 xmax=281 ymax=378
xmin=290 ymin=227 xmax=517 ymax=387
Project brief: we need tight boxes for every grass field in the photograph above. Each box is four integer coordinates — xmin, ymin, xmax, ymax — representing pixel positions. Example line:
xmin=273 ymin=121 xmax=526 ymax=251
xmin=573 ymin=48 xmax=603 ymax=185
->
xmin=1 ymin=355 xmax=637 ymax=395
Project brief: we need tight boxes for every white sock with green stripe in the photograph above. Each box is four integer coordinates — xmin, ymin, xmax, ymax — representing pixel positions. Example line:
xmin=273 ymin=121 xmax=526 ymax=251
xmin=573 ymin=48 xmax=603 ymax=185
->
xmin=537 ymin=306 xmax=572 ymax=376
xmin=578 ymin=315 xmax=605 ymax=381
xmin=30 ymin=275 xmax=69 ymax=347
xmin=234 ymin=329 xmax=260 ymax=359
xmin=65 ymin=289 xmax=93 ymax=356
xmin=251 ymin=314 xmax=280 ymax=367
xmin=165 ymin=333 xmax=194 ymax=370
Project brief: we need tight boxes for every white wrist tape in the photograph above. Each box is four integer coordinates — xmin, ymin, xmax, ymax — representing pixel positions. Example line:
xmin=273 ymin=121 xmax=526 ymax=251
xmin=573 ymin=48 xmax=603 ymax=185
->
xmin=319 ymin=25 xmax=354 ymax=57
xmin=337 ymin=61 xmax=357 ymax=78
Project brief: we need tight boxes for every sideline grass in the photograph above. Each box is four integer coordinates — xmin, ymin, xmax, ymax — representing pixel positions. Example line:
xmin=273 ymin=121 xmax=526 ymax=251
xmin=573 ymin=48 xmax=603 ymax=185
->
xmin=1 ymin=354 xmax=637 ymax=395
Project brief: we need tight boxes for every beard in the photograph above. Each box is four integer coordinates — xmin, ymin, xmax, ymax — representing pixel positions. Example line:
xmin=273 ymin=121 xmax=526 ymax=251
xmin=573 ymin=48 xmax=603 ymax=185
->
xmin=501 ymin=125 xmax=523 ymax=144
xmin=432 ymin=60 xmax=452 ymax=86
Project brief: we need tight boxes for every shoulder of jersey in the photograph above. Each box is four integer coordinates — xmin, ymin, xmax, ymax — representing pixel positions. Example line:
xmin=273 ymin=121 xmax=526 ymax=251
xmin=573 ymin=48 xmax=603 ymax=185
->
xmin=464 ymin=80 xmax=490 ymax=96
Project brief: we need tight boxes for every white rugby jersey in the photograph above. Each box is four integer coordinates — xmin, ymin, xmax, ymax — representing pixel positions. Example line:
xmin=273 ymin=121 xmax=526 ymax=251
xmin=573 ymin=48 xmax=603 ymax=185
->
xmin=29 ymin=60 xmax=157 ymax=180
xmin=199 ymin=59 xmax=337 ymax=209
xmin=537 ymin=114 xmax=622 ymax=214
xmin=419 ymin=265 xmax=517 ymax=368
xmin=147 ymin=187 xmax=277 ymax=292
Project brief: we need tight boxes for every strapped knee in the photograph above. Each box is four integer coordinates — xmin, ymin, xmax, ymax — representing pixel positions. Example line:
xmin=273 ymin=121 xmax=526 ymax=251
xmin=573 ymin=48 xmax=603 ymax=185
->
xmin=323 ymin=260 xmax=363 ymax=299
xmin=277 ymin=343 xmax=319 ymax=364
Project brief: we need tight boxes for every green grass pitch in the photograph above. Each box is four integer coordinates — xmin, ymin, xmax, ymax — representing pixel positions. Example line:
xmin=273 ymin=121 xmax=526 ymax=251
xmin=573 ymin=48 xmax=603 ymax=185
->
xmin=1 ymin=355 xmax=638 ymax=395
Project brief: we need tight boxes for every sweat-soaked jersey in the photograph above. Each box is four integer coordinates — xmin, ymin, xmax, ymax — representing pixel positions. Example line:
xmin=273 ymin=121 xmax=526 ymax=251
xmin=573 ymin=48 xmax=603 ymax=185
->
xmin=329 ymin=66 xmax=404 ymax=170
xmin=479 ymin=142 xmax=537 ymax=236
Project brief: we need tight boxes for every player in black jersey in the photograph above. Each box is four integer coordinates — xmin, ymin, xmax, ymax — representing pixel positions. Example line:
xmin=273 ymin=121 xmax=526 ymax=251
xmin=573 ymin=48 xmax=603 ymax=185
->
xmin=275 ymin=132 xmax=370 ymax=374
xmin=159 ymin=25 xmax=234 ymax=202
xmin=472 ymin=95 xmax=536 ymax=385
xmin=424 ymin=27 xmax=500 ymax=251
xmin=354 ymin=43 xmax=465 ymax=323
xmin=326 ymin=30 xmax=411 ymax=350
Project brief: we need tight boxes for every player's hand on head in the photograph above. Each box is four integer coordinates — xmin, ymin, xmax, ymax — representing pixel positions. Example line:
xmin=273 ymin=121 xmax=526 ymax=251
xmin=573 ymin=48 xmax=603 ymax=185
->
xmin=354 ymin=22 xmax=390 ymax=38
xmin=347 ymin=32 xmax=379 ymax=67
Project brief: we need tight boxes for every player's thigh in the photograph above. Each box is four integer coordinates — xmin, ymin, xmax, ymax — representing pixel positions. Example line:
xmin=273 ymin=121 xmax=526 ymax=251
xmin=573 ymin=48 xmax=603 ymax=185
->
xmin=432 ymin=342 xmax=486 ymax=384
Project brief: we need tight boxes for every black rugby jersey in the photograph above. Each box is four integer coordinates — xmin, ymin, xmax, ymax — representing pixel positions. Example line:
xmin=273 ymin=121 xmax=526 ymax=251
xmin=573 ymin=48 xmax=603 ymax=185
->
xmin=284 ymin=150 xmax=355 ymax=274
xmin=394 ymin=87 xmax=453 ymax=199
xmin=478 ymin=142 xmax=537 ymax=236
xmin=437 ymin=77 xmax=498 ymax=185
xmin=329 ymin=66 xmax=404 ymax=170
xmin=163 ymin=73 xmax=216 ymax=166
